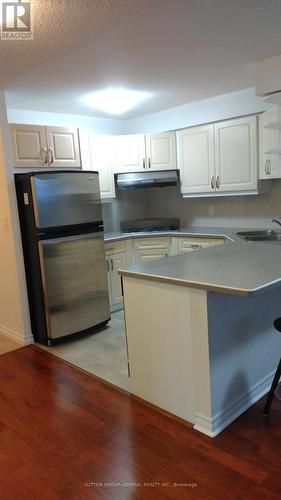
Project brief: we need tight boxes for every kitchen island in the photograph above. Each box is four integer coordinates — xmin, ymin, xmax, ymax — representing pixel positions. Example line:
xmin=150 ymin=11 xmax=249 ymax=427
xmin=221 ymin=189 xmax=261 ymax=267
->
xmin=119 ymin=237 xmax=281 ymax=437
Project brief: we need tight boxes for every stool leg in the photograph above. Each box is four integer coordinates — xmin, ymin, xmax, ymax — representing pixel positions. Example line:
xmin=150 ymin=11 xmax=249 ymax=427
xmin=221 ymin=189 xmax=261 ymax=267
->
xmin=264 ymin=358 xmax=281 ymax=415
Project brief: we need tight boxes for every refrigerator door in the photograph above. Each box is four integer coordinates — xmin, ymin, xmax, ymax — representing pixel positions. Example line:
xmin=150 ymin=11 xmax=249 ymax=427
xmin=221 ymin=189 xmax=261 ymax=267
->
xmin=31 ymin=172 xmax=102 ymax=230
xmin=38 ymin=232 xmax=110 ymax=340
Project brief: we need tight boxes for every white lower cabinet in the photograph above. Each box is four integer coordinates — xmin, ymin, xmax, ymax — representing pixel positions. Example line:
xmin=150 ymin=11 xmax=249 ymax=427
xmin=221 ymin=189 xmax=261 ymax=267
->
xmin=105 ymin=235 xmax=226 ymax=311
xmin=177 ymin=236 xmax=225 ymax=253
xmin=134 ymin=248 xmax=169 ymax=264
xmin=133 ymin=237 xmax=170 ymax=264
xmin=105 ymin=240 xmax=129 ymax=312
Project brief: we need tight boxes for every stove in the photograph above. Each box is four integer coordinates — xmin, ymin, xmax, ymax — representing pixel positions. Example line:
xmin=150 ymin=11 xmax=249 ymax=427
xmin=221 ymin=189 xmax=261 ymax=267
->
xmin=120 ymin=218 xmax=180 ymax=233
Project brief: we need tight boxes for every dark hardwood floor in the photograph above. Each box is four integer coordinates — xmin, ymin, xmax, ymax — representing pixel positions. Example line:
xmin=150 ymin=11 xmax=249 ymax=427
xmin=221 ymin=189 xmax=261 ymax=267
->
xmin=0 ymin=346 xmax=280 ymax=500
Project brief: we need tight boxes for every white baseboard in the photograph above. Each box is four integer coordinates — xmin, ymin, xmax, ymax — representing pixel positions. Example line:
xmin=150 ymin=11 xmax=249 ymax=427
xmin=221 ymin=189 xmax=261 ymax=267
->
xmin=0 ymin=324 xmax=33 ymax=346
xmin=194 ymin=370 xmax=275 ymax=438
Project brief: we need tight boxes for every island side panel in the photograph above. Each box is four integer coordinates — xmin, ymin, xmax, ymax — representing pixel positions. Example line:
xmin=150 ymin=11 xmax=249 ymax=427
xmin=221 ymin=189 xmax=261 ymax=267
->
xmin=207 ymin=288 xmax=281 ymax=436
xmin=123 ymin=276 xmax=207 ymax=424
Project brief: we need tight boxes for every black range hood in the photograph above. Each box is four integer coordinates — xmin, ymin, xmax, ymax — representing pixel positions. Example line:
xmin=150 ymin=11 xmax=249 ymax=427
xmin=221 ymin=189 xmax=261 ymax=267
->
xmin=115 ymin=169 xmax=179 ymax=190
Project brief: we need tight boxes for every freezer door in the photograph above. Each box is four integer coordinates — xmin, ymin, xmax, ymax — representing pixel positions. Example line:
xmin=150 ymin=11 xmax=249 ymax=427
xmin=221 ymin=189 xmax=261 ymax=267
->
xmin=38 ymin=232 xmax=110 ymax=340
xmin=31 ymin=172 xmax=102 ymax=229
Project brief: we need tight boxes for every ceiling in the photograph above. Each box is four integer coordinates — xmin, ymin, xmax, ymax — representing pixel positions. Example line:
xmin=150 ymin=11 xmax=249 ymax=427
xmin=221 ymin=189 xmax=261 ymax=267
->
xmin=4 ymin=0 xmax=281 ymax=119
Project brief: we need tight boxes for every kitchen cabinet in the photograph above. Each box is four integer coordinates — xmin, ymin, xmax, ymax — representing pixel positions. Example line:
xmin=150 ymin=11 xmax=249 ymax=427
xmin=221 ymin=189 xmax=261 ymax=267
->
xmin=105 ymin=240 xmax=127 ymax=312
xmin=105 ymin=234 xmax=227 ymax=311
xmin=145 ymin=133 xmax=176 ymax=170
xmin=114 ymin=132 xmax=177 ymax=173
xmin=214 ymin=116 xmax=257 ymax=192
xmin=133 ymin=236 xmax=171 ymax=264
xmin=80 ymin=132 xmax=116 ymax=199
xmin=89 ymin=135 xmax=116 ymax=199
xmin=259 ymin=106 xmax=281 ymax=179
xmin=178 ymin=116 xmax=258 ymax=196
xmin=176 ymin=236 xmax=225 ymax=253
xmin=177 ymin=124 xmax=215 ymax=194
xmin=10 ymin=124 xmax=81 ymax=168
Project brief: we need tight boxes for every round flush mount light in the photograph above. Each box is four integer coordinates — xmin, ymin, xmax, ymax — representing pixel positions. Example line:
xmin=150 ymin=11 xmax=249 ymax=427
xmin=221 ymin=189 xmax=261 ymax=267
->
xmin=82 ymin=87 xmax=151 ymax=115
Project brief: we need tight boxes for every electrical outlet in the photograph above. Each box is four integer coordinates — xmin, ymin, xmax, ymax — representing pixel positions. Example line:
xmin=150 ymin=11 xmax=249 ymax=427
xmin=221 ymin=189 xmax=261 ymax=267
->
xmin=209 ymin=206 xmax=215 ymax=217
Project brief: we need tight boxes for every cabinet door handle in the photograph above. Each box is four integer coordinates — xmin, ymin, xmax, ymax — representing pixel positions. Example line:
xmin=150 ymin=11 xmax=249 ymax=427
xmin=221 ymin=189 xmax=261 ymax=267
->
xmin=148 ymin=158 xmax=151 ymax=169
xmin=111 ymin=259 xmax=114 ymax=270
xmin=216 ymin=175 xmax=220 ymax=189
xmin=265 ymin=159 xmax=269 ymax=175
xmin=106 ymin=260 xmax=109 ymax=272
xmin=48 ymin=147 xmax=54 ymax=165
xmin=268 ymin=159 xmax=271 ymax=175
xmin=211 ymin=176 xmax=215 ymax=189
xmin=142 ymin=158 xmax=146 ymax=169
xmin=42 ymin=147 xmax=48 ymax=164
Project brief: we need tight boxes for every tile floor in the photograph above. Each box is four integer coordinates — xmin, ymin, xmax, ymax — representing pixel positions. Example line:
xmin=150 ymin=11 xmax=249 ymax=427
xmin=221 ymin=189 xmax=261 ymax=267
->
xmin=38 ymin=311 xmax=130 ymax=391
xmin=0 ymin=335 xmax=21 ymax=355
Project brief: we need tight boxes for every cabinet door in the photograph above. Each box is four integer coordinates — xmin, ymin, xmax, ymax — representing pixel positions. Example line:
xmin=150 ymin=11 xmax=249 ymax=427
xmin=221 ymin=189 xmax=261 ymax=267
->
xmin=109 ymin=252 xmax=126 ymax=306
xmin=134 ymin=249 xmax=169 ymax=264
xmin=145 ymin=132 xmax=176 ymax=170
xmin=133 ymin=237 xmax=170 ymax=250
xmin=89 ymin=134 xmax=116 ymax=199
xmin=46 ymin=127 xmax=81 ymax=168
xmin=106 ymin=257 xmax=113 ymax=307
xmin=114 ymin=134 xmax=146 ymax=172
xmin=214 ymin=116 xmax=257 ymax=192
xmin=259 ymin=110 xmax=279 ymax=179
xmin=9 ymin=124 xmax=47 ymax=168
xmin=177 ymin=125 xmax=215 ymax=195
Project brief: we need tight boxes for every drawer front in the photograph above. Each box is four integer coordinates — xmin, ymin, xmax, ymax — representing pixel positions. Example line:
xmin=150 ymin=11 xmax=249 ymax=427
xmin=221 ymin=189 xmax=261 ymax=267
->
xmin=133 ymin=237 xmax=170 ymax=250
xmin=105 ymin=240 xmax=126 ymax=254
xmin=134 ymin=249 xmax=169 ymax=265
xmin=178 ymin=237 xmax=224 ymax=252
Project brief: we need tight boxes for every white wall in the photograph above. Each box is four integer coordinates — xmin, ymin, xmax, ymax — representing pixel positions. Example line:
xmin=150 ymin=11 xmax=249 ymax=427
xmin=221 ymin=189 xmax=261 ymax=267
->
xmin=101 ymin=189 xmax=149 ymax=232
xmin=7 ymin=87 xmax=269 ymax=136
xmin=147 ymin=181 xmax=281 ymax=229
xmin=124 ymin=88 xmax=269 ymax=134
xmin=0 ymin=92 xmax=32 ymax=345
xmin=7 ymin=108 xmax=125 ymax=135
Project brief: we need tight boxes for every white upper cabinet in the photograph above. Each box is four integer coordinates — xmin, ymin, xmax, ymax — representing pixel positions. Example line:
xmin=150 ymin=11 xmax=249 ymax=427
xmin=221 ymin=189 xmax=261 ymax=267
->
xmin=10 ymin=124 xmax=81 ymax=168
xmin=45 ymin=127 xmax=81 ymax=168
xmin=214 ymin=116 xmax=257 ymax=193
xmin=178 ymin=116 xmax=258 ymax=196
xmin=79 ymin=131 xmax=116 ymax=199
xmin=145 ymin=132 xmax=176 ymax=170
xmin=114 ymin=134 xmax=146 ymax=173
xmin=177 ymin=124 xmax=215 ymax=194
xmin=259 ymin=106 xmax=281 ymax=180
xmin=10 ymin=124 xmax=47 ymax=168
xmin=114 ymin=132 xmax=177 ymax=173
xmin=89 ymin=135 xmax=116 ymax=199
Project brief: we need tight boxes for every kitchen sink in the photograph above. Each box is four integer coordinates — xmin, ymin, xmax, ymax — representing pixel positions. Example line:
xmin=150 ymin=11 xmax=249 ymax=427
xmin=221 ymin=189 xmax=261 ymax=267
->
xmin=236 ymin=230 xmax=281 ymax=241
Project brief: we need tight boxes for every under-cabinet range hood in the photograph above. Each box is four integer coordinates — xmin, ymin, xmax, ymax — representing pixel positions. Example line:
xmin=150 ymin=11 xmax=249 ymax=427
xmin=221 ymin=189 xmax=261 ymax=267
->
xmin=115 ymin=170 xmax=179 ymax=190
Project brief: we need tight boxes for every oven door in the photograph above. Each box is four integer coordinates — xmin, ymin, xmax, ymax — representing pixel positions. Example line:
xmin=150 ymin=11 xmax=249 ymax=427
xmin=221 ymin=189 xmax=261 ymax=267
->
xmin=38 ymin=232 xmax=110 ymax=340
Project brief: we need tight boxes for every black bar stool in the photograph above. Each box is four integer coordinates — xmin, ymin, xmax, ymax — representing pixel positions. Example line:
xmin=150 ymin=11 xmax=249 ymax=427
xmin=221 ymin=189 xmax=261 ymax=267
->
xmin=264 ymin=317 xmax=281 ymax=415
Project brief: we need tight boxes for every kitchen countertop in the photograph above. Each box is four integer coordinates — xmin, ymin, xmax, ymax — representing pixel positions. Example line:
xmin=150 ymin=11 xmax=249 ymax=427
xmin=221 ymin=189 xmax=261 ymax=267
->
xmin=104 ymin=226 xmax=236 ymax=242
xmin=110 ymin=226 xmax=281 ymax=296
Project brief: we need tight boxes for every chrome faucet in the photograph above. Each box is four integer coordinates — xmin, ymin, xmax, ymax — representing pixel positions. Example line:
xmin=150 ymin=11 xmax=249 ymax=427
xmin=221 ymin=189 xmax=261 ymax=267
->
xmin=272 ymin=218 xmax=281 ymax=227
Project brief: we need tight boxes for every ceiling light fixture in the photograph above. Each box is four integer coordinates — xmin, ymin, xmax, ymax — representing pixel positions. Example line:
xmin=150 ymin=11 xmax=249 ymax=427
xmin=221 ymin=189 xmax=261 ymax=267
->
xmin=82 ymin=87 xmax=150 ymax=115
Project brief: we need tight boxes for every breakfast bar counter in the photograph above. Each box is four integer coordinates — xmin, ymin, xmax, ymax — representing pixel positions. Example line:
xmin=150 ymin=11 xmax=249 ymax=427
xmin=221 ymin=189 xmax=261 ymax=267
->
xmin=119 ymin=232 xmax=281 ymax=437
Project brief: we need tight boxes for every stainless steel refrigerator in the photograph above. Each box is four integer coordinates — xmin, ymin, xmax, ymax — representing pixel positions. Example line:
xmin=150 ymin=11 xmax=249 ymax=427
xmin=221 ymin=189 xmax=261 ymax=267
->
xmin=15 ymin=171 xmax=110 ymax=346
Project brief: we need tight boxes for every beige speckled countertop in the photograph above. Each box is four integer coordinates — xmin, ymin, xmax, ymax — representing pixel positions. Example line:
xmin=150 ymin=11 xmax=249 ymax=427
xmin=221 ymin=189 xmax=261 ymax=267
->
xmin=108 ymin=227 xmax=281 ymax=296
